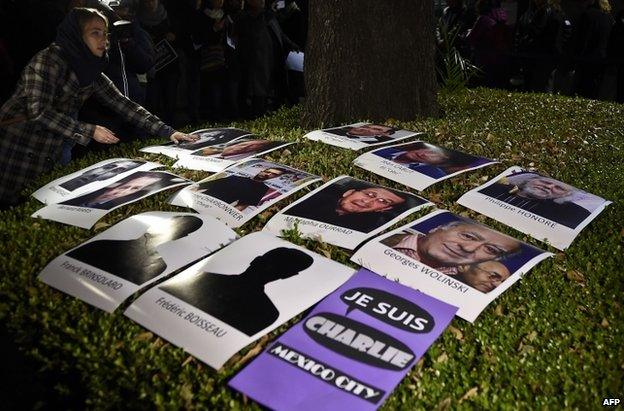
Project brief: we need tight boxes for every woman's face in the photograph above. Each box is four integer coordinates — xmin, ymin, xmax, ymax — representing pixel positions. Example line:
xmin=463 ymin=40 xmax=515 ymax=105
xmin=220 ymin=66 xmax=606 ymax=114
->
xmin=82 ymin=18 xmax=108 ymax=57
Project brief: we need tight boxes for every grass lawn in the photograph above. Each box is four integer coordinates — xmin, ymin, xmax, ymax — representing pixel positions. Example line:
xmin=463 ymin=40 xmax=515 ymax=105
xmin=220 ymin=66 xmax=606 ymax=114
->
xmin=0 ymin=88 xmax=622 ymax=409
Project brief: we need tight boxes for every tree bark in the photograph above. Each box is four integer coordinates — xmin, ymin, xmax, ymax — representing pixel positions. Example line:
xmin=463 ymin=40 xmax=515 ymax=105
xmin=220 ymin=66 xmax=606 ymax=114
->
xmin=302 ymin=0 xmax=439 ymax=127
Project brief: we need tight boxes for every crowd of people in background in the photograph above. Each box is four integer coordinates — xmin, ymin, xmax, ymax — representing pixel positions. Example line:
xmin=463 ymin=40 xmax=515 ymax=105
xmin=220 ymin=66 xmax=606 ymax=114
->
xmin=437 ymin=0 xmax=624 ymax=101
xmin=0 ymin=0 xmax=308 ymax=148
xmin=0 ymin=0 xmax=623 ymax=150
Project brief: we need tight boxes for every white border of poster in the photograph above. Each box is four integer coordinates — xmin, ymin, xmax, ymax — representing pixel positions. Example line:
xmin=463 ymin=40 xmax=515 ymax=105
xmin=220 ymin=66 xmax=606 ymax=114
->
xmin=263 ymin=175 xmax=433 ymax=250
xmin=153 ymin=39 xmax=178 ymax=72
xmin=457 ymin=167 xmax=612 ymax=250
xmin=38 ymin=212 xmax=238 ymax=313
xmin=169 ymin=159 xmax=321 ymax=227
xmin=172 ymin=138 xmax=294 ymax=172
xmin=32 ymin=158 xmax=162 ymax=204
xmin=32 ymin=171 xmax=190 ymax=229
xmin=353 ymin=141 xmax=497 ymax=191
xmin=305 ymin=122 xmax=422 ymax=151
xmin=140 ymin=128 xmax=252 ymax=158
xmin=124 ymin=232 xmax=354 ymax=369
xmin=351 ymin=210 xmax=553 ymax=322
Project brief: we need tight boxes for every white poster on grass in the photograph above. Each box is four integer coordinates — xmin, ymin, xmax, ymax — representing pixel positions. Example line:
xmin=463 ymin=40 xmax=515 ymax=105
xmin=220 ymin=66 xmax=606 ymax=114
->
xmin=32 ymin=158 xmax=162 ymax=204
xmin=124 ymin=232 xmax=354 ymax=369
xmin=263 ymin=176 xmax=433 ymax=250
xmin=305 ymin=122 xmax=421 ymax=151
xmin=351 ymin=210 xmax=553 ymax=322
xmin=173 ymin=137 xmax=293 ymax=172
xmin=38 ymin=212 xmax=238 ymax=313
xmin=140 ymin=128 xmax=252 ymax=158
xmin=456 ymin=167 xmax=612 ymax=250
xmin=354 ymin=141 xmax=497 ymax=191
xmin=170 ymin=159 xmax=320 ymax=227
xmin=32 ymin=171 xmax=190 ymax=229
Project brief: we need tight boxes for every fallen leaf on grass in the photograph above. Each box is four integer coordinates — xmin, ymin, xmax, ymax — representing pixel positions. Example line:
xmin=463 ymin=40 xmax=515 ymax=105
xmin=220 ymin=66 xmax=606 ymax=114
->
xmin=435 ymin=397 xmax=452 ymax=411
xmin=135 ymin=331 xmax=153 ymax=341
xmin=460 ymin=387 xmax=478 ymax=402
xmin=182 ymin=356 xmax=194 ymax=367
xmin=436 ymin=353 xmax=448 ymax=364
xmin=93 ymin=221 xmax=110 ymax=231
xmin=518 ymin=343 xmax=535 ymax=355
xmin=566 ymin=270 xmax=586 ymax=286
xmin=427 ymin=192 xmax=444 ymax=203
xmin=495 ymin=304 xmax=504 ymax=316
xmin=447 ymin=325 xmax=463 ymax=340
xmin=601 ymin=318 xmax=609 ymax=328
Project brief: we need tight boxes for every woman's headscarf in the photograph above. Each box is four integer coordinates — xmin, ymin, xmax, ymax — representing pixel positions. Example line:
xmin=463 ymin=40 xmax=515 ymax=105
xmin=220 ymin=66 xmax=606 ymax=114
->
xmin=55 ymin=9 xmax=109 ymax=87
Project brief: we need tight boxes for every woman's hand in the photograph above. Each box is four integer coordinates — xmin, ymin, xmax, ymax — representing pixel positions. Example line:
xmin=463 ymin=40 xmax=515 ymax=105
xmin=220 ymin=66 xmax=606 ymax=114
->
xmin=93 ymin=125 xmax=120 ymax=144
xmin=170 ymin=131 xmax=199 ymax=144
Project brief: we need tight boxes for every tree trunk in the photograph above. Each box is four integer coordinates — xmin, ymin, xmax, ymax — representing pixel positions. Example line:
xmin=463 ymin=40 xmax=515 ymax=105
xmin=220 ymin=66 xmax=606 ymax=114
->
xmin=302 ymin=1 xmax=439 ymax=128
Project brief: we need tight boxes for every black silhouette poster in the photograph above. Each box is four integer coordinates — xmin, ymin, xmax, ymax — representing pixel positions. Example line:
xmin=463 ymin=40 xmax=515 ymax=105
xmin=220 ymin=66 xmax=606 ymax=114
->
xmin=124 ymin=232 xmax=354 ymax=369
xmin=38 ymin=212 xmax=237 ymax=312
xmin=32 ymin=158 xmax=161 ymax=204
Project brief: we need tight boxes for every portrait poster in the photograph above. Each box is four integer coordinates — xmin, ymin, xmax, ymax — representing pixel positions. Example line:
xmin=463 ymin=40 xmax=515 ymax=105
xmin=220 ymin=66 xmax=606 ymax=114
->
xmin=456 ymin=167 xmax=612 ymax=250
xmin=354 ymin=141 xmax=497 ymax=191
xmin=140 ymin=128 xmax=252 ymax=158
xmin=229 ymin=269 xmax=457 ymax=411
xmin=38 ymin=212 xmax=238 ymax=313
xmin=304 ymin=123 xmax=422 ymax=151
xmin=351 ymin=210 xmax=553 ymax=322
xmin=172 ymin=137 xmax=293 ymax=172
xmin=124 ymin=232 xmax=354 ymax=369
xmin=153 ymin=39 xmax=178 ymax=72
xmin=32 ymin=158 xmax=162 ymax=204
xmin=169 ymin=159 xmax=321 ymax=227
xmin=263 ymin=176 xmax=433 ymax=250
xmin=32 ymin=171 xmax=190 ymax=229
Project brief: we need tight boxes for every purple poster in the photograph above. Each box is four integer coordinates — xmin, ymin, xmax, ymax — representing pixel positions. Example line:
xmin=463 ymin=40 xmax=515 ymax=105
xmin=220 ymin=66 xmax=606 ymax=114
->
xmin=229 ymin=269 xmax=457 ymax=410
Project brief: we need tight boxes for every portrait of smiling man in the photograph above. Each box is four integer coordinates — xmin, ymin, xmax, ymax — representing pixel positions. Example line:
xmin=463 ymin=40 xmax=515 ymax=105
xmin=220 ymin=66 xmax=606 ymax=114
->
xmin=381 ymin=220 xmax=521 ymax=275
xmin=328 ymin=123 xmax=397 ymax=144
xmin=478 ymin=171 xmax=594 ymax=229
xmin=453 ymin=260 xmax=511 ymax=293
xmin=285 ymin=177 xmax=422 ymax=232
xmin=192 ymin=139 xmax=278 ymax=160
xmin=373 ymin=142 xmax=482 ymax=178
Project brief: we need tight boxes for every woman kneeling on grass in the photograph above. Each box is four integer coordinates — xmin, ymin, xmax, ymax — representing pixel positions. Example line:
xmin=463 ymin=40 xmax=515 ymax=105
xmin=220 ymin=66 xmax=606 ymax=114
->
xmin=0 ymin=7 xmax=197 ymax=208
